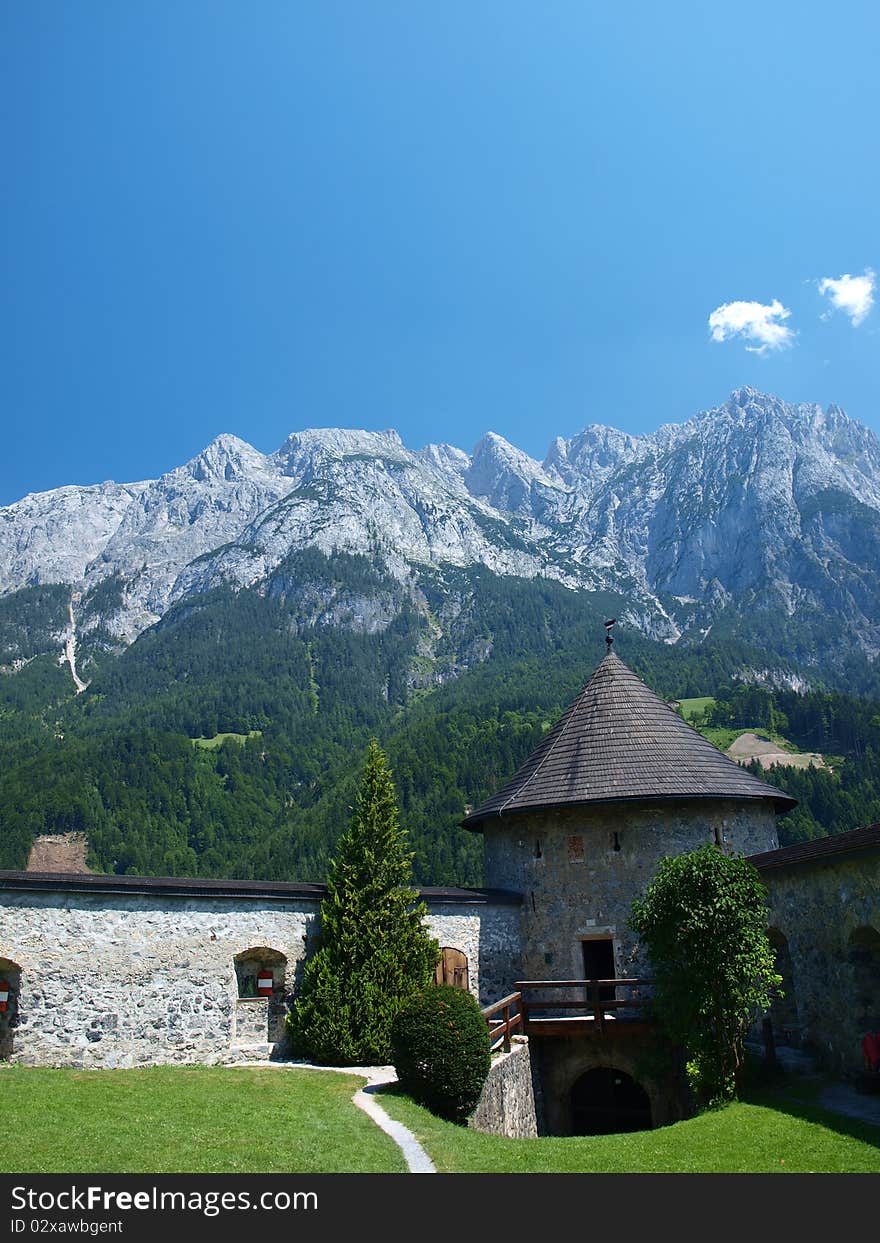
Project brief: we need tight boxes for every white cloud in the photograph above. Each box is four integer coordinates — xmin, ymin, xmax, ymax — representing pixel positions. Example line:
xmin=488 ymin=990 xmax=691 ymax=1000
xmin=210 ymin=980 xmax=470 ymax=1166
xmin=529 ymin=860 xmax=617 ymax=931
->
xmin=818 ymin=269 xmax=875 ymax=326
xmin=708 ymin=299 xmax=795 ymax=355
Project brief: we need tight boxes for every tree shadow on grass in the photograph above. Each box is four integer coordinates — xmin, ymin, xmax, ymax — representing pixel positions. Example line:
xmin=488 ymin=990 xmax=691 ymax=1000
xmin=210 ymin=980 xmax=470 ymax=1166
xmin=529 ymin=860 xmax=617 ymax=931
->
xmin=372 ymin=1082 xmax=407 ymax=1100
xmin=746 ymin=1081 xmax=880 ymax=1151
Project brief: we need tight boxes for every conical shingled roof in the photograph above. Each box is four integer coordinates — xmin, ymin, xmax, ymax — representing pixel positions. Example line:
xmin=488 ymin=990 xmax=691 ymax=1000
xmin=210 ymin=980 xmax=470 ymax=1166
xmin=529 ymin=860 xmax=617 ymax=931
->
xmin=462 ymin=649 xmax=796 ymax=829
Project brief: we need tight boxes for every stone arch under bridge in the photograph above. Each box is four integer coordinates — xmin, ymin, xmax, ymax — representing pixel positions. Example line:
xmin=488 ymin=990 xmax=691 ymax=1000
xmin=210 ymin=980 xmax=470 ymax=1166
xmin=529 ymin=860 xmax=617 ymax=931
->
xmin=530 ymin=1034 xmax=687 ymax=1136
xmin=569 ymin=1065 xmax=653 ymax=1135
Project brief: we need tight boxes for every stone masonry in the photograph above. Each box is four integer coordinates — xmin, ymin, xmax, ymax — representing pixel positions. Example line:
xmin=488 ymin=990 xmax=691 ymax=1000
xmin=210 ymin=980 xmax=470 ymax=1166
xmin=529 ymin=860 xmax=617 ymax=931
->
xmin=482 ymin=798 xmax=778 ymax=987
xmin=0 ymin=889 xmax=316 ymax=1067
xmin=757 ymin=840 xmax=880 ymax=1076
xmin=0 ymin=878 xmax=519 ymax=1068
xmin=427 ymin=901 xmax=521 ymax=1006
xmin=470 ymin=1037 xmax=538 ymax=1139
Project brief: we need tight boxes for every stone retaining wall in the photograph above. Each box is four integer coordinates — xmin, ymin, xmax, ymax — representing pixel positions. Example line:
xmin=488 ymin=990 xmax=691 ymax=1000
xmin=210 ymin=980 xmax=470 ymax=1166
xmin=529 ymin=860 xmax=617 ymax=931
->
xmin=470 ymin=1037 xmax=538 ymax=1138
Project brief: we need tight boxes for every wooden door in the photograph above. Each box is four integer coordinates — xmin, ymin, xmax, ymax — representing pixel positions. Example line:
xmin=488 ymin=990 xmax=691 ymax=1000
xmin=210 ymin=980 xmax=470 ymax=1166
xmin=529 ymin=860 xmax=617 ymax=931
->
xmin=435 ymin=947 xmax=469 ymax=990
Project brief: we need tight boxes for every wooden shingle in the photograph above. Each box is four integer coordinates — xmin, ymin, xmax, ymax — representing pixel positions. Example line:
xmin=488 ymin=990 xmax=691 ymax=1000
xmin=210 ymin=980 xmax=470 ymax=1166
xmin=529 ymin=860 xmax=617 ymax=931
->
xmin=463 ymin=649 xmax=796 ymax=829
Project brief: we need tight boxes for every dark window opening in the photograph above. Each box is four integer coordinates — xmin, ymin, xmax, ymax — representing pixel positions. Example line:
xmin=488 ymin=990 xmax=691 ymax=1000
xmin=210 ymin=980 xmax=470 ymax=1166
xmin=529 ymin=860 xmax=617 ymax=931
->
xmin=534 ymin=839 xmax=543 ymax=859
xmin=612 ymin=832 xmax=621 ymax=852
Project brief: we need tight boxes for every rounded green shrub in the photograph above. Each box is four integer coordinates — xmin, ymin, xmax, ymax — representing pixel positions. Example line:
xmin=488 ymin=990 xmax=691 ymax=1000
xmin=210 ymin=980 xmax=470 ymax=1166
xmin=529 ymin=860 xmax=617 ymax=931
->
xmin=390 ymin=985 xmax=491 ymax=1124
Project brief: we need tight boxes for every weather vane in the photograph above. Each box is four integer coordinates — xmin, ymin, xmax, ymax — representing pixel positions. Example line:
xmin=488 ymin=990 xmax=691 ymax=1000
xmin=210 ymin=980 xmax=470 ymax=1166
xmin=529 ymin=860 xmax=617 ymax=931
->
xmin=604 ymin=617 xmax=617 ymax=647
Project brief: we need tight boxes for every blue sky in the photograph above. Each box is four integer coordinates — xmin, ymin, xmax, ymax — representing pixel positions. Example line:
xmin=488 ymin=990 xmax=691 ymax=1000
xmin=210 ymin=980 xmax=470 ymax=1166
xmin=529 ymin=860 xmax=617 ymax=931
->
xmin=2 ymin=2 xmax=878 ymax=503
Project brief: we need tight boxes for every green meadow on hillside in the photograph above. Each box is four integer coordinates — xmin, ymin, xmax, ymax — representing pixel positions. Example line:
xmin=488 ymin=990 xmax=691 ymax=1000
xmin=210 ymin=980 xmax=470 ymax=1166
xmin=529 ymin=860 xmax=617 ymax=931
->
xmin=676 ymin=695 xmax=716 ymax=721
xmin=192 ymin=730 xmax=263 ymax=750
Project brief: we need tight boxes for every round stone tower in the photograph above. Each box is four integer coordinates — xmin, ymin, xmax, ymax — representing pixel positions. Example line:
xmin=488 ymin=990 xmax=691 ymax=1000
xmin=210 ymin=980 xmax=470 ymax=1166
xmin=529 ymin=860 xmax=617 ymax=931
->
xmin=462 ymin=644 xmax=796 ymax=987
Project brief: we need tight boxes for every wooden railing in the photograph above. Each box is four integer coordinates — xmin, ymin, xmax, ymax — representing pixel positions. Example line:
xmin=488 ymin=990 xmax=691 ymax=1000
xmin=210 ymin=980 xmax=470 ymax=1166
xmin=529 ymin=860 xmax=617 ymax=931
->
xmin=515 ymin=978 xmax=653 ymax=1035
xmin=481 ymin=991 xmax=524 ymax=1053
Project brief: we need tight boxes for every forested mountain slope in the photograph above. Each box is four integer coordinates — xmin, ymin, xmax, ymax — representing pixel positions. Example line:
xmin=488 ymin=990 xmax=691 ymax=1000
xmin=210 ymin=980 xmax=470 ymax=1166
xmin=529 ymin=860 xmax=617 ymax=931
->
xmin=2 ymin=556 xmax=878 ymax=883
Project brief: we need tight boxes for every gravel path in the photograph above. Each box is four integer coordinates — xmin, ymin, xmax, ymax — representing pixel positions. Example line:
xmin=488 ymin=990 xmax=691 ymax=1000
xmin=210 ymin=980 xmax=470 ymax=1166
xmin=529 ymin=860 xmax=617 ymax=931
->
xmin=226 ymin=1060 xmax=436 ymax=1173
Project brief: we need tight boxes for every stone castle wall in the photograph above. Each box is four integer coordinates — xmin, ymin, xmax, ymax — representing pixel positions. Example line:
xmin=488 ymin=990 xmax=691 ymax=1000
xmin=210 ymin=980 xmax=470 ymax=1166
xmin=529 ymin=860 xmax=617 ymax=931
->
xmin=482 ymin=798 xmax=778 ymax=983
xmin=426 ymin=902 xmax=521 ymax=1006
xmin=761 ymin=849 xmax=880 ymax=1076
xmin=0 ymin=884 xmax=517 ymax=1068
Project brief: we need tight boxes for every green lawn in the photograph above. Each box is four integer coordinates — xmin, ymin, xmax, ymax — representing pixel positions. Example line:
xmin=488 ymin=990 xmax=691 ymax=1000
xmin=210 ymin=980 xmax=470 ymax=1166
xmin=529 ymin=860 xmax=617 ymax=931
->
xmin=1 ymin=1066 xmax=405 ymax=1173
xmin=6 ymin=1064 xmax=877 ymax=1174
xmin=378 ymin=1086 xmax=880 ymax=1173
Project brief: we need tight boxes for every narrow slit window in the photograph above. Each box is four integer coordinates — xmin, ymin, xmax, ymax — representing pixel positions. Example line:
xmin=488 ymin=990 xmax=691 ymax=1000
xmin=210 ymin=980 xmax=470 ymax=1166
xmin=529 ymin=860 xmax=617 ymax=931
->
xmin=612 ymin=832 xmax=621 ymax=853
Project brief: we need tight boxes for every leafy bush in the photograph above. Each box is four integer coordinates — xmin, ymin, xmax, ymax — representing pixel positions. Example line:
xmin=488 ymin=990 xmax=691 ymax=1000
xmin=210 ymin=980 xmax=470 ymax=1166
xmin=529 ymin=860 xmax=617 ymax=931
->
xmin=390 ymin=985 xmax=491 ymax=1124
xmin=629 ymin=845 xmax=781 ymax=1107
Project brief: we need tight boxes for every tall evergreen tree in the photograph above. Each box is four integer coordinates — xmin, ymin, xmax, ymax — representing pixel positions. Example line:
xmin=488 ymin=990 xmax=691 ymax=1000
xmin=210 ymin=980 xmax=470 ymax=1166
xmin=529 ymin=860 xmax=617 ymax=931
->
xmin=288 ymin=740 xmax=440 ymax=1064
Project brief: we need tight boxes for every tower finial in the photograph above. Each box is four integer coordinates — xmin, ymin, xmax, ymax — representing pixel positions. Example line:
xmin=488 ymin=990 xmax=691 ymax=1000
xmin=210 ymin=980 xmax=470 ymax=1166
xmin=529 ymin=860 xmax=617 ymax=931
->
xmin=604 ymin=618 xmax=616 ymax=648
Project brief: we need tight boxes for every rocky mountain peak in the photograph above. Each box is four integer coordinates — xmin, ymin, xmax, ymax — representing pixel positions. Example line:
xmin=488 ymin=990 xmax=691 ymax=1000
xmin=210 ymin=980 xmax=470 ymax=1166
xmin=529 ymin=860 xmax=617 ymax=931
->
xmin=465 ymin=431 xmax=561 ymax=514
xmin=418 ymin=442 xmax=471 ymax=476
xmin=271 ymin=427 xmax=408 ymax=478
xmin=186 ymin=434 xmax=271 ymax=483
xmin=553 ymin=423 xmax=644 ymax=484
xmin=2 ymin=389 xmax=879 ymax=663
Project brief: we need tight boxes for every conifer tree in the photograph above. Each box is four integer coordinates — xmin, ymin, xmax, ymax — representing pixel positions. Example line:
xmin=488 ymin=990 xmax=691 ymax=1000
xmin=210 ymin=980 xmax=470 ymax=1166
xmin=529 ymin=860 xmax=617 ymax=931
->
xmin=288 ymin=740 xmax=440 ymax=1064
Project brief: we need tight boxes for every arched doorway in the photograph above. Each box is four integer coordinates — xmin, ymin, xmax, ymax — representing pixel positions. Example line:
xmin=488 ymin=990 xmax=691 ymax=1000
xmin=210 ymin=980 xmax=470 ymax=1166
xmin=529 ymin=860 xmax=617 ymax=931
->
xmin=570 ymin=1066 xmax=652 ymax=1135
xmin=849 ymin=926 xmax=880 ymax=1034
xmin=0 ymin=957 xmax=21 ymax=1060
xmin=435 ymin=947 xmax=469 ymax=990
xmin=767 ymin=928 xmax=799 ymax=1044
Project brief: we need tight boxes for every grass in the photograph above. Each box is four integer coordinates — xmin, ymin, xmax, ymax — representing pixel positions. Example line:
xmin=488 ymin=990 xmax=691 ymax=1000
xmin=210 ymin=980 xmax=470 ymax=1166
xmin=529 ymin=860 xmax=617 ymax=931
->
xmin=6 ymin=1064 xmax=877 ymax=1175
xmin=698 ymin=726 xmax=738 ymax=751
xmin=1 ymin=1065 xmax=406 ymax=1173
xmin=377 ymin=1085 xmax=880 ymax=1173
xmin=677 ymin=696 xmax=715 ymax=721
xmin=699 ymin=725 xmax=792 ymax=753
xmin=192 ymin=730 xmax=262 ymax=750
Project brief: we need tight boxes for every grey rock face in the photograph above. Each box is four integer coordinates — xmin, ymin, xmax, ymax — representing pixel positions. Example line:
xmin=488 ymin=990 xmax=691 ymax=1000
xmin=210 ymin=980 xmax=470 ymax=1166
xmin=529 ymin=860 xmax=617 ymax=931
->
xmin=2 ymin=389 xmax=879 ymax=655
xmin=84 ymin=434 xmax=291 ymax=634
xmin=0 ymin=482 xmax=141 ymax=591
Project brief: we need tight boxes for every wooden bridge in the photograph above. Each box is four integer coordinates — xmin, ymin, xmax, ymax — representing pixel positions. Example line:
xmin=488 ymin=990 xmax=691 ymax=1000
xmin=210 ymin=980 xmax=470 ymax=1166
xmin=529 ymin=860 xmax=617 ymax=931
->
xmin=482 ymin=979 xmax=655 ymax=1052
